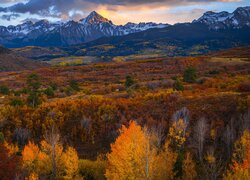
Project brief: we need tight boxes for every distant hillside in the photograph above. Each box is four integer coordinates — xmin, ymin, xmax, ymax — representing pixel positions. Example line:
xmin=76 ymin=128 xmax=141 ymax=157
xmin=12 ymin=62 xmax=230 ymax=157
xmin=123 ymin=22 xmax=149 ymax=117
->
xmin=0 ymin=46 xmax=47 ymax=72
xmin=63 ymin=23 xmax=250 ymax=60
xmin=14 ymin=46 xmax=68 ymax=61
xmin=209 ymin=46 xmax=250 ymax=58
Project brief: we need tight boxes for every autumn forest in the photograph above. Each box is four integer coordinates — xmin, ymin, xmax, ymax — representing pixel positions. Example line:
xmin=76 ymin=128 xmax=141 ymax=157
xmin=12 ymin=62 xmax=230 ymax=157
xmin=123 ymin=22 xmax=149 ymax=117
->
xmin=0 ymin=45 xmax=249 ymax=179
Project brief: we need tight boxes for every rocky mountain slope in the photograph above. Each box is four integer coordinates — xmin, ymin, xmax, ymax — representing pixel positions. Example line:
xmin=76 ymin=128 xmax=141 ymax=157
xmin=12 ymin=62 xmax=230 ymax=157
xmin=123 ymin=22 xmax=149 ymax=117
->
xmin=0 ymin=11 xmax=168 ymax=47
xmin=0 ymin=7 xmax=249 ymax=48
xmin=64 ymin=22 xmax=250 ymax=60
xmin=0 ymin=6 xmax=249 ymax=56
xmin=193 ymin=6 xmax=250 ymax=29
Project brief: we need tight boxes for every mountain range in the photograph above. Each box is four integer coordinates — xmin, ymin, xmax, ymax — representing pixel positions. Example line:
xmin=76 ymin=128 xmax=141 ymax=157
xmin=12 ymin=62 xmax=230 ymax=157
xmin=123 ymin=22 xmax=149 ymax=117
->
xmin=193 ymin=6 xmax=250 ymax=29
xmin=0 ymin=11 xmax=168 ymax=47
xmin=65 ymin=22 xmax=250 ymax=59
xmin=0 ymin=6 xmax=250 ymax=48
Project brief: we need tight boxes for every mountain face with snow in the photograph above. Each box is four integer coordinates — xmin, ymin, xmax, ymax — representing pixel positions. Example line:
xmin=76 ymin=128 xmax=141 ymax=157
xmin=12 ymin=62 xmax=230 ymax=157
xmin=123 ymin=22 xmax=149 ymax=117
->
xmin=0 ymin=20 xmax=61 ymax=47
xmin=0 ymin=11 xmax=169 ymax=47
xmin=0 ymin=6 xmax=249 ymax=47
xmin=193 ymin=6 xmax=250 ymax=29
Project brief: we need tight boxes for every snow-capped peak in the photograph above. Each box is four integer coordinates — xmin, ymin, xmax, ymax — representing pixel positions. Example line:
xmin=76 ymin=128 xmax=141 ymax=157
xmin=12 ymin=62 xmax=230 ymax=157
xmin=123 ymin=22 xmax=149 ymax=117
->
xmin=193 ymin=6 xmax=250 ymax=29
xmin=193 ymin=11 xmax=230 ymax=24
xmin=123 ymin=22 xmax=168 ymax=32
xmin=0 ymin=10 xmax=169 ymax=46
xmin=80 ymin=11 xmax=113 ymax=25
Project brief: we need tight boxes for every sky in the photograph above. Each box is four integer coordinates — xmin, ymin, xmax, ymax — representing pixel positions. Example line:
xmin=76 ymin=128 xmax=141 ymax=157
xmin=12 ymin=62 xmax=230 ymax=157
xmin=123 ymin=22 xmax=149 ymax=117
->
xmin=0 ymin=0 xmax=249 ymax=26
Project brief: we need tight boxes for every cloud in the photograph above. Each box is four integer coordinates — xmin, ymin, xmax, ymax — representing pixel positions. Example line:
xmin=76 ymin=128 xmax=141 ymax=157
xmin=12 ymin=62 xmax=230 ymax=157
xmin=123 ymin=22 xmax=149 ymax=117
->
xmin=1 ymin=13 xmax=20 ymax=21
xmin=7 ymin=0 xmax=58 ymax=15
xmin=0 ymin=0 xmax=246 ymax=25
xmin=0 ymin=0 xmax=24 ymax=3
xmin=21 ymin=17 xmax=41 ymax=23
xmin=84 ymin=0 xmax=243 ymax=6
xmin=1 ymin=0 xmax=244 ymax=16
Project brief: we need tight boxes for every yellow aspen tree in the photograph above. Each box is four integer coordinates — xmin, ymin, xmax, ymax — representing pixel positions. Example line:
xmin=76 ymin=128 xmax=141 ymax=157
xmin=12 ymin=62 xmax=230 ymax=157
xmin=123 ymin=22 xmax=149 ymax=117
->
xmin=22 ymin=142 xmax=40 ymax=175
xmin=40 ymin=140 xmax=63 ymax=178
xmin=224 ymin=130 xmax=250 ymax=179
xmin=106 ymin=121 xmax=156 ymax=180
xmin=182 ymin=152 xmax=197 ymax=180
xmin=25 ymin=173 xmax=38 ymax=180
xmin=22 ymin=141 xmax=51 ymax=176
xmin=39 ymin=140 xmax=79 ymax=179
xmin=154 ymin=140 xmax=177 ymax=180
xmin=168 ymin=119 xmax=186 ymax=149
xmin=154 ymin=118 xmax=189 ymax=180
xmin=60 ymin=146 xmax=79 ymax=179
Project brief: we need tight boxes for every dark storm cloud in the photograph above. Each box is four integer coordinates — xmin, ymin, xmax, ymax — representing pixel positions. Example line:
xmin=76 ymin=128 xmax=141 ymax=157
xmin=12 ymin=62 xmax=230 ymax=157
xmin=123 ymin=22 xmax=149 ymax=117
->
xmin=1 ymin=13 xmax=20 ymax=21
xmin=2 ymin=0 xmax=76 ymax=12
xmin=7 ymin=0 xmax=59 ymax=15
xmin=0 ymin=0 xmax=243 ymax=18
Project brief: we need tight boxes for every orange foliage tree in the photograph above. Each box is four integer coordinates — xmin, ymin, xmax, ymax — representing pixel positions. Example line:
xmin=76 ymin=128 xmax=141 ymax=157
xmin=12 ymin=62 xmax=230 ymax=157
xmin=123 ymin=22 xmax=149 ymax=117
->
xmin=224 ymin=130 xmax=250 ymax=179
xmin=22 ymin=140 xmax=79 ymax=179
xmin=0 ymin=142 xmax=20 ymax=179
xmin=60 ymin=146 xmax=79 ymax=178
xmin=106 ymin=121 xmax=157 ymax=179
xmin=106 ymin=120 xmax=182 ymax=180
xmin=22 ymin=142 xmax=40 ymax=175
xmin=154 ymin=140 xmax=177 ymax=179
